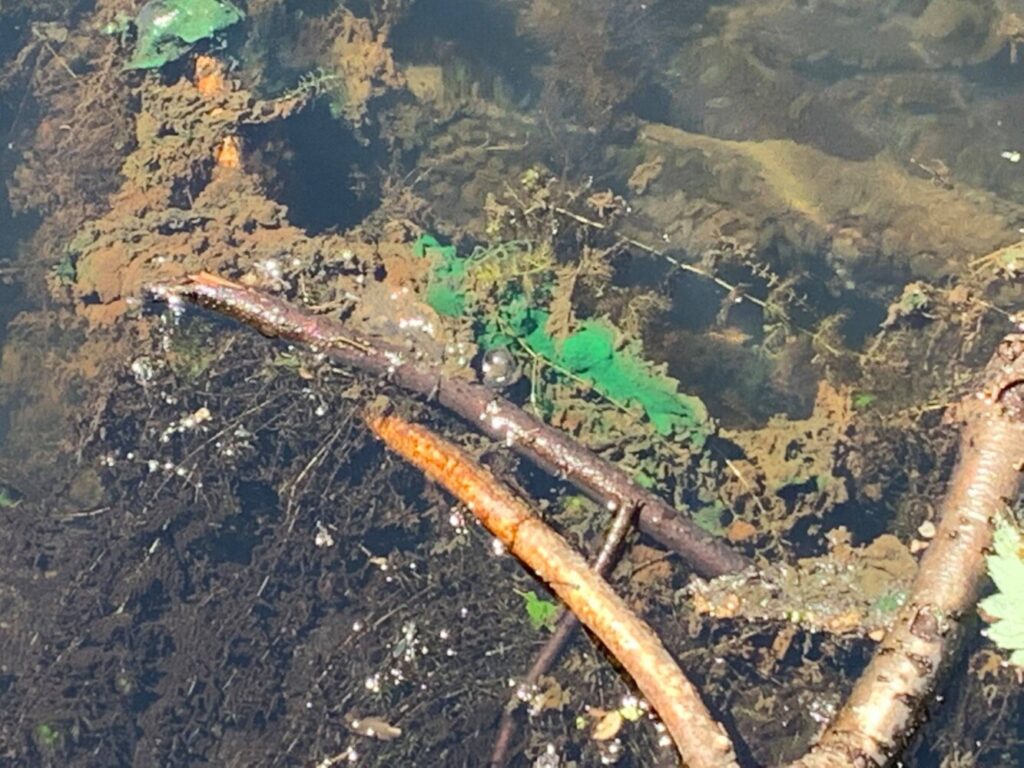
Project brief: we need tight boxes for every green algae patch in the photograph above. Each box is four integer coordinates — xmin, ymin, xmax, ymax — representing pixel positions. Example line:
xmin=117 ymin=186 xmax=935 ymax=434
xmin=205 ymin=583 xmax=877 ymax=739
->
xmin=558 ymin=321 xmax=710 ymax=443
xmin=411 ymin=235 xmax=711 ymax=447
xmin=413 ymin=234 xmax=469 ymax=317
xmin=127 ymin=0 xmax=244 ymax=70
xmin=482 ymin=300 xmax=710 ymax=447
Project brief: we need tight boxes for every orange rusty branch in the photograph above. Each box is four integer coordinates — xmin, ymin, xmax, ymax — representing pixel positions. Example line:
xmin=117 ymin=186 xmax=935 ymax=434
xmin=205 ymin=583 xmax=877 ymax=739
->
xmin=365 ymin=409 xmax=740 ymax=768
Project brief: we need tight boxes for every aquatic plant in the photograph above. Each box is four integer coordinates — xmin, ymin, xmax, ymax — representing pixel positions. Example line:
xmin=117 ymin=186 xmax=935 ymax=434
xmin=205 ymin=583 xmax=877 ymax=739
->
xmin=979 ymin=516 xmax=1024 ymax=668
xmin=292 ymin=68 xmax=346 ymax=118
xmin=413 ymin=234 xmax=711 ymax=447
xmin=126 ymin=0 xmax=244 ymax=70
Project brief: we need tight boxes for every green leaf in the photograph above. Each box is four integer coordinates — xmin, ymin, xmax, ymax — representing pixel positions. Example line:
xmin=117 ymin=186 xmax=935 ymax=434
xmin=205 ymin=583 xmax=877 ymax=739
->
xmin=412 ymin=234 xmax=453 ymax=260
xmin=852 ymin=392 xmax=877 ymax=410
xmin=980 ymin=517 xmax=1024 ymax=666
xmin=127 ymin=0 xmax=244 ymax=70
xmin=560 ymin=323 xmax=614 ymax=372
xmin=34 ymin=723 xmax=59 ymax=747
xmin=518 ymin=589 xmax=559 ymax=632
xmin=979 ymin=592 xmax=1017 ymax=619
xmin=557 ymin=323 xmax=711 ymax=446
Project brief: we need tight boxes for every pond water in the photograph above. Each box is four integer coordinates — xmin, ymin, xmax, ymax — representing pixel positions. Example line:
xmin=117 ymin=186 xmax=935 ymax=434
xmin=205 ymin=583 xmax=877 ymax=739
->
xmin=1 ymin=1 xmax=1023 ymax=766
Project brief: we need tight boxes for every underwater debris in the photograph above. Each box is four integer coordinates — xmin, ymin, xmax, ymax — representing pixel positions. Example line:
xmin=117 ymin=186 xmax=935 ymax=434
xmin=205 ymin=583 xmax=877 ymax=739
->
xmin=688 ymin=527 xmax=915 ymax=637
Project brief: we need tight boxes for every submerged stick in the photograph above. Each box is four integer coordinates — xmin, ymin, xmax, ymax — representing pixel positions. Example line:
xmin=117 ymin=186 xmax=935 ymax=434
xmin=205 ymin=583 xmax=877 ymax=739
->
xmin=789 ymin=333 xmax=1024 ymax=768
xmin=148 ymin=275 xmax=1024 ymax=765
xmin=366 ymin=409 xmax=740 ymax=768
xmin=489 ymin=493 xmax=637 ymax=767
xmin=149 ymin=272 xmax=751 ymax=578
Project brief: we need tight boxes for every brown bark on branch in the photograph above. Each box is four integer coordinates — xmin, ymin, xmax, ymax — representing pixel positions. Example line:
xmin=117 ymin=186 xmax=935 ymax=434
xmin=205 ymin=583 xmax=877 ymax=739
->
xmin=366 ymin=409 xmax=740 ymax=768
xmin=149 ymin=272 xmax=751 ymax=578
xmin=148 ymin=274 xmax=1024 ymax=766
xmin=489 ymin=482 xmax=638 ymax=767
xmin=789 ymin=333 xmax=1024 ymax=768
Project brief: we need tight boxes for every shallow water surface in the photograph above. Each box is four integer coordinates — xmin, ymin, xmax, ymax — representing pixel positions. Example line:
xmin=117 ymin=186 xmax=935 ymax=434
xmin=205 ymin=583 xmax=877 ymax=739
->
xmin=1 ymin=1 xmax=1023 ymax=766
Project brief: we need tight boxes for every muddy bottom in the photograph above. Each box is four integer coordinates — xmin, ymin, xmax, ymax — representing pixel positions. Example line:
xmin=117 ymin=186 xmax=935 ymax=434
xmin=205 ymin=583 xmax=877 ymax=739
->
xmin=0 ymin=323 xmax=693 ymax=767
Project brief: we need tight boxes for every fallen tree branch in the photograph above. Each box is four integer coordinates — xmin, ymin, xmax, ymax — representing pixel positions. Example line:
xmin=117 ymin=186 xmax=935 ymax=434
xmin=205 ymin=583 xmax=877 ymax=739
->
xmin=149 ymin=274 xmax=1024 ymax=765
xmin=365 ymin=408 xmax=740 ymax=768
xmin=489 ymin=489 xmax=638 ymax=767
xmin=148 ymin=272 xmax=751 ymax=578
xmin=788 ymin=333 xmax=1024 ymax=767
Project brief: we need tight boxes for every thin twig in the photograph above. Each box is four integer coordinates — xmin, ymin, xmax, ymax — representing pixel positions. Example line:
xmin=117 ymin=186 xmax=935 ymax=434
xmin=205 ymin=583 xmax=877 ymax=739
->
xmin=489 ymin=497 xmax=639 ymax=766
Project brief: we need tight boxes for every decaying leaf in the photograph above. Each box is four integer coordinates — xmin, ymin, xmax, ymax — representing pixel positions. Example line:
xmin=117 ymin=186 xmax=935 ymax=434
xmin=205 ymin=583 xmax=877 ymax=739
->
xmin=533 ymin=675 xmax=571 ymax=712
xmin=592 ymin=709 xmax=623 ymax=741
xmin=344 ymin=714 xmax=402 ymax=741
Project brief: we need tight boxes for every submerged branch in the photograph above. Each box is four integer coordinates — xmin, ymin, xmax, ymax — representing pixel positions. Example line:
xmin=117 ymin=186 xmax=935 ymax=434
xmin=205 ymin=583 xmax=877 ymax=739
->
xmin=489 ymin=478 xmax=638 ymax=767
xmin=149 ymin=272 xmax=751 ymax=578
xmin=366 ymin=408 xmax=740 ymax=768
xmin=789 ymin=333 xmax=1024 ymax=768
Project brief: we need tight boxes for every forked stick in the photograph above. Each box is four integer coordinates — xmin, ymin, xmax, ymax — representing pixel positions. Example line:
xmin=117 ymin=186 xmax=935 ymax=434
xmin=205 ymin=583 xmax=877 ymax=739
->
xmin=366 ymin=408 xmax=740 ymax=768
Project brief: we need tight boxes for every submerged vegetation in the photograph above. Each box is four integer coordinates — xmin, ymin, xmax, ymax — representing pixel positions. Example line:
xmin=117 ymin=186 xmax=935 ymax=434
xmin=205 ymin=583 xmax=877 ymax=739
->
xmin=417 ymin=232 xmax=712 ymax=446
xmin=2 ymin=0 xmax=1024 ymax=765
